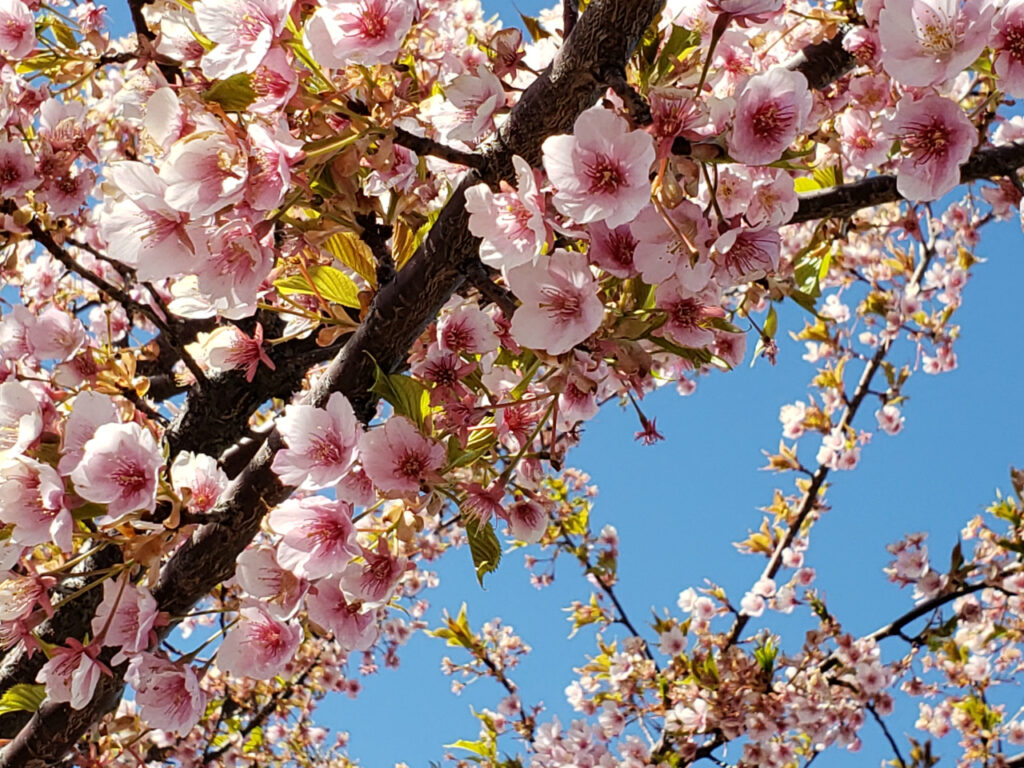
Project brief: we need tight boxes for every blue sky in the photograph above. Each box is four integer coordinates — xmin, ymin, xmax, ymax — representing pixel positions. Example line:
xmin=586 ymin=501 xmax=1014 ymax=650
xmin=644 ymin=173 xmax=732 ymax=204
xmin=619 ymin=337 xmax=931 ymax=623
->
xmin=80 ymin=0 xmax=1024 ymax=764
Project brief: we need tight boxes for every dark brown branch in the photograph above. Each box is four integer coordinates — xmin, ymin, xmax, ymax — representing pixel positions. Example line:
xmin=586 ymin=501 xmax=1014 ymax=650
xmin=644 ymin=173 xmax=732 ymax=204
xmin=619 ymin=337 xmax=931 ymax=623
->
xmin=465 ymin=261 xmax=518 ymax=318
xmin=0 ymin=3 xmax=666 ymax=763
xmin=563 ymin=0 xmax=579 ymax=38
xmin=783 ymin=29 xmax=857 ymax=92
xmin=393 ymin=126 xmax=486 ymax=169
xmin=791 ymin=141 xmax=1024 ymax=224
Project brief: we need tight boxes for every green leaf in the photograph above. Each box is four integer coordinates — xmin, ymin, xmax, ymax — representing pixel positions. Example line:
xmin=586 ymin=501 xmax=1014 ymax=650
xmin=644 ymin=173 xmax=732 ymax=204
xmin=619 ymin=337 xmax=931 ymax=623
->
xmin=370 ymin=363 xmax=431 ymax=429
xmin=0 ymin=684 xmax=45 ymax=716
xmin=812 ymin=164 xmax=841 ymax=189
xmin=202 ymin=74 xmax=256 ymax=111
xmin=465 ymin=517 xmax=502 ymax=587
xmin=323 ymin=232 xmax=377 ymax=287
xmin=47 ymin=18 xmax=78 ymax=49
xmin=445 ymin=739 xmax=492 ymax=758
xmin=274 ymin=265 xmax=360 ymax=308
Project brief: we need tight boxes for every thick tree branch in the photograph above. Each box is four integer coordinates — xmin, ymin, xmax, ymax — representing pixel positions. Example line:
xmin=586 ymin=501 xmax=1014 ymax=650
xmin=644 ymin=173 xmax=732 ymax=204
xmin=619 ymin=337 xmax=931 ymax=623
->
xmin=783 ymin=29 xmax=856 ymax=92
xmin=0 ymin=2 xmax=665 ymax=764
xmin=791 ymin=141 xmax=1024 ymax=224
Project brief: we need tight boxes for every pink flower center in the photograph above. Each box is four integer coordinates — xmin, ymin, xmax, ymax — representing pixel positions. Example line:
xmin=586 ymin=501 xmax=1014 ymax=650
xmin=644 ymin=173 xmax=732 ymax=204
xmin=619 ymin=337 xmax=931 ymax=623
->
xmin=309 ymin=434 xmax=344 ymax=466
xmin=254 ymin=621 xmax=287 ymax=657
xmin=239 ymin=9 xmax=268 ymax=43
xmin=722 ymin=233 xmax=770 ymax=276
xmin=1004 ymin=23 xmax=1024 ymax=63
xmin=0 ymin=160 xmax=22 ymax=186
xmin=358 ymin=1 xmax=389 ymax=40
xmin=113 ymin=459 xmax=148 ymax=496
xmin=903 ymin=120 xmax=951 ymax=163
xmin=604 ymin=230 xmax=637 ymax=268
xmin=750 ymin=101 xmax=794 ymax=143
xmin=540 ymin=286 xmax=581 ymax=320
xmin=668 ymin=297 xmax=701 ymax=328
xmin=585 ymin=156 xmax=626 ymax=195
xmin=308 ymin=517 xmax=349 ymax=548
xmin=398 ymin=450 xmax=427 ymax=481
xmin=441 ymin=322 xmax=473 ymax=352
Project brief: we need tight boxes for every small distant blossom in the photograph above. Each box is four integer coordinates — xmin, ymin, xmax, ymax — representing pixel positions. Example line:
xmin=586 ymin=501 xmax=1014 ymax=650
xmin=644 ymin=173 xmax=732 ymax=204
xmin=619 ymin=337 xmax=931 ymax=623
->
xmin=503 ymin=499 xmax=548 ymax=544
xmin=729 ymin=69 xmax=811 ymax=166
xmin=195 ymin=323 xmax=276 ymax=382
xmin=878 ymin=0 xmax=996 ymax=87
xmin=465 ymin=155 xmax=549 ymax=271
xmin=359 ymin=417 xmax=445 ymax=495
xmin=658 ymin=625 xmax=686 ymax=656
xmin=70 ymin=422 xmax=163 ymax=522
xmin=217 ymin=605 xmax=302 ymax=679
xmin=886 ymin=93 xmax=976 ymax=201
xmin=305 ymin=0 xmax=415 ymax=68
xmin=272 ymin=392 xmax=361 ymax=490
xmin=506 ymin=249 xmax=604 ymax=356
xmin=876 ymin=404 xmax=905 ymax=435
xmin=542 ymin=104 xmax=655 ymax=227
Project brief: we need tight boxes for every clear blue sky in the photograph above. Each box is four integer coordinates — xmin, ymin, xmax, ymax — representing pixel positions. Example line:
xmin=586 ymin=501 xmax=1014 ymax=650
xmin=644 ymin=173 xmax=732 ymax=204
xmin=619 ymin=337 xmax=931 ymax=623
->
xmin=95 ymin=1 xmax=1024 ymax=764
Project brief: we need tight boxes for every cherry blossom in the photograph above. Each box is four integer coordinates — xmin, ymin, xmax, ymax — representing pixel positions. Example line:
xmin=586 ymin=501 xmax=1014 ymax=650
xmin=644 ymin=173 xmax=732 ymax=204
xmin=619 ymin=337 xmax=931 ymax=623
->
xmin=465 ymin=155 xmax=549 ymax=271
xmin=126 ymin=653 xmax=206 ymax=734
xmin=218 ymin=604 xmax=302 ymax=680
xmin=305 ymin=0 xmax=416 ymax=68
xmin=729 ymin=69 xmax=812 ymax=166
xmin=359 ymin=417 xmax=445 ymax=495
xmin=542 ymin=104 xmax=655 ymax=227
xmin=506 ymin=249 xmax=604 ymax=356
xmin=194 ymin=0 xmax=289 ymax=79
xmin=886 ymin=92 xmax=976 ymax=201
xmin=0 ymin=381 xmax=42 ymax=463
xmin=306 ymin=580 xmax=379 ymax=650
xmin=169 ymin=451 xmax=228 ymax=514
xmin=36 ymin=638 xmax=106 ymax=710
xmin=235 ymin=547 xmax=307 ymax=617
xmin=91 ymin=577 xmax=160 ymax=663
xmin=69 ymin=422 xmax=163 ymax=522
xmin=272 ymin=392 xmax=360 ymax=490
xmin=267 ymin=496 xmax=360 ymax=579
xmin=0 ymin=0 xmax=36 ymax=59
xmin=994 ymin=0 xmax=1024 ymax=96
xmin=0 ymin=457 xmax=71 ymax=551
xmin=0 ymin=139 xmax=39 ymax=197
xmin=878 ymin=0 xmax=996 ymax=87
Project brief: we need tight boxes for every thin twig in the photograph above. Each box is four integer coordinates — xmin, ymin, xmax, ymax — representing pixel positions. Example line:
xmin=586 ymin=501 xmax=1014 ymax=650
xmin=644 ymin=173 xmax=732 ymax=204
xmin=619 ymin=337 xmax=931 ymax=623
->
xmin=867 ymin=702 xmax=907 ymax=768
xmin=393 ymin=126 xmax=486 ymax=169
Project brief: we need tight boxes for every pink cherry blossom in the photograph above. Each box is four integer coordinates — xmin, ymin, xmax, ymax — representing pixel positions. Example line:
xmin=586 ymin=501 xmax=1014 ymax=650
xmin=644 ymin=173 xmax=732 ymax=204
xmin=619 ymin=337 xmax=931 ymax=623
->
xmin=0 ymin=0 xmax=36 ymax=59
xmin=100 ymin=162 xmax=199 ymax=282
xmin=838 ymin=108 xmax=889 ymax=171
xmin=305 ymin=0 xmax=415 ymax=68
xmin=542 ymin=104 xmax=655 ymax=227
xmin=194 ymin=0 xmax=289 ymax=79
xmin=885 ymin=93 xmax=976 ymax=201
xmin=876 ymin=404 xmax=905 ymax=435
xmin=711 ymin=224 xmax=781 ymax=284
xmin=436 ymin=65 xmax=506 ymax=145
xmin=503 ymin=499 xmax=548 ymax=544
xmin=236 ymin=546 xmax=307 ymax=617
xmin=69 ymin=422 xmax=163 ymax=522
xmin=729 ymin=69 xmax=812 ymax=166
xmin=0 ymin=138 xmax=39 ymax=197
xmin=994 ymin=0 xmax=1024 ymax=96
xmin=58 ymin=391 xmax=117 ymax=475
xmin=0 ymin=457 xmax=71 ymax=552
xmin=36 ymin=638 xmax=106 ymax=710
xmin=169 ymin=451 xmax=228 ymax=514
xmin=268 ymin=496 xmax=359 ymax=579
xmin=91 ymin=576 xmax=160 ymax=663
xmin=194 ymin=219 xmax=275 ymax=309
xmin=217 ymin=604 xmax=302 ymax=679
xmin=246 ymin=120 xmax=304 ymax=211
xmin=126 ymin=653 xmax=206 ymax=734
xmin=359 ymin=417 xmax=445 ymax=495
xmin=272 ymin=392 xmax=360 ymax=490
xmin=878 ymin=0 xmax=996 ymax=87
xmin=0 ymin=381 xmax=42 ymax=463
xmin=747 ymin=169 xmax=799 ymax=227
xmin=339 ymin=539 xmax=407 ymax=606
xmin=708 ymin=0 xmax=783 ymax=25
xmin=25 ymin=306 xmax=86 ymax=361
xmin=654 ymin=278 xmax=721 ymax=349
xmin=465 ymin=155 xmax=549 ymax=270
xmin=250 ymin=48 xmax=299 ymax=115
xmin=630 ymin=202 xmax=713 ymax=289
xmin=506 ymin=249 xmax=604 ymax=356
xmin=587 ymin=220 xmax=639 ymax=278
xmin=436 ymin=302 xmax=499 ymax=356
xmin=306 ymin=580 xmax=379 ymax=650
xmin=199 ymin=323 xmax=277 ymax=382
xmin=162 ymin=130 xmax=248 ymax=216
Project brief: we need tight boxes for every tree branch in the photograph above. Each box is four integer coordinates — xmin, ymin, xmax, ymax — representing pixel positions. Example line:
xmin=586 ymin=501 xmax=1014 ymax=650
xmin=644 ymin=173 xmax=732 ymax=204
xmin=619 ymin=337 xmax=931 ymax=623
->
xmin=0 ymin=2 xmax=666 ymax=764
